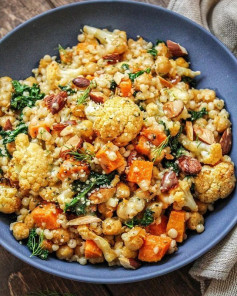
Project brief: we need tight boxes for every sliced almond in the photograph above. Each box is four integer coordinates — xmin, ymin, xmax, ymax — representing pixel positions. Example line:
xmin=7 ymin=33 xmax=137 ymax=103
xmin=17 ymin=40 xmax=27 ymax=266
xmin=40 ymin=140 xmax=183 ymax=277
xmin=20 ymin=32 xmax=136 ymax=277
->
xmin=167 ymin=40 xmax=188 ymax=57
xmin=185 ymin=121 xmax=193 ymax=141
xmin=119 ymin=257 xmax=141 ymax=270
xmin=220 ymin=128 xmax=232 ymax=155
xmin=193 ymin=125 xmax=215 ymax=144
xmin=163 ymin=100 xmax=184 ymax=118
xmin=90 ymin=92 xmax=105 ymax=103
xmin=159 ymin=76 xmax=173 ymax=88
xmin=67 ymin=215 xmax=101 ymax=226
xmin=60 ymin=135 xmax=83 ymax=158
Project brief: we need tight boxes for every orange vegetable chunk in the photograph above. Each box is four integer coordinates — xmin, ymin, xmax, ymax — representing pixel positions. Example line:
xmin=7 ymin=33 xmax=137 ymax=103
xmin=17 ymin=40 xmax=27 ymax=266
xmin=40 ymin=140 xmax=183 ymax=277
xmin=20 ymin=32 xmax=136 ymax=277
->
xmin=31 ymin=203 xmax=62 ymax=230
xmin=146 ymin=215 xmax=168 ymax=236
xmin=85 ymin=240 xmax=103 ymax=259
xmin=138 ymin=235 xmax=172 ymax=262
xmin=29 ymin=122 xmax=50 ymax=138
xmin=119 ymin=79 xmax=132 ymax=97
xmin=166 ymin=210 xmax=186 ymax=243
xmin=142 ymin=128 xmax=167 ymax=146
xmin=96 ymin=142 xmax=125 ymax=174
xmin=127 ymin=160 xmax=153 ymax=185
xmin=57 ymin=159 xmax=89 ymax=180
xmin=135 ymin=136 xmax=151 ymax=156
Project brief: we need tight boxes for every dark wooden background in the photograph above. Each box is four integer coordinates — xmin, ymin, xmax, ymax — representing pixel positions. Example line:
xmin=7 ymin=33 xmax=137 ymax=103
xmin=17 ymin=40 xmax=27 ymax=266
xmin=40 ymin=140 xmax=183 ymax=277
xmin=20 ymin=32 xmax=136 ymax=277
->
xmin=0 ymin=0 xmax=201 ymax=295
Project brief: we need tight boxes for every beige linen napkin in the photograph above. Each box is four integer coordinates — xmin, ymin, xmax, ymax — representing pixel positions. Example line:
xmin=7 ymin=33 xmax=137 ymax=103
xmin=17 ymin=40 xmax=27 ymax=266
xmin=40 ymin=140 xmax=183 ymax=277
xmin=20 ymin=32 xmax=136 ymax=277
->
xmin=167 ymin=0 xmax=237 ymax=295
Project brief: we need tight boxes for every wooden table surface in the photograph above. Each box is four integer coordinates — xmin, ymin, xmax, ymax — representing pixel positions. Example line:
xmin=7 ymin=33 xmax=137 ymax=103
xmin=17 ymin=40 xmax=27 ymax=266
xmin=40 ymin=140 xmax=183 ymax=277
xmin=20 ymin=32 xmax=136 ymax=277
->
xmin=0 ymin=1 xmax=201 ymax=295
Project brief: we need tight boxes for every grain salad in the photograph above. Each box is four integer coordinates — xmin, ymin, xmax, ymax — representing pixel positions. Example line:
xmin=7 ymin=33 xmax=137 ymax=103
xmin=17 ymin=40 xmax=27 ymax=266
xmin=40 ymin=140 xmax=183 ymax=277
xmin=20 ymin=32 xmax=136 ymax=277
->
xmin=0 ymin=26 xmax=235 ymax=269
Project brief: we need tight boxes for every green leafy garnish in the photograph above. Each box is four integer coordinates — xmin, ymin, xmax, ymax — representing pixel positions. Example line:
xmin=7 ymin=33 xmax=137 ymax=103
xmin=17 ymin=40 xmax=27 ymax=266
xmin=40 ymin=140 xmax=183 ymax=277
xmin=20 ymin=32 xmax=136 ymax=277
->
xmin=163 ymin=159 xmax=180 ymax=174
xmin=152 ymin=135 xmax=170 ymax=162
xmin=159 ymin=120 xmax=170 ymax=136
xmin=11 ymin=81 xmax=44 ymax=111
xmin=65 ymin=171 xmax=116 ymax=214
xmin=125 ymin=209 xmax=154 ymax=228
xmin=156 ymin=40 xmax=166 ymax=45
xmin=147 ymin=48 xmax=157 ymax=57
xmin=181 ymin=76 xmax=197 ymax=88
xmin=59 ymin=85 xmax=76 ymax=95
xmin=58 ymin=44 xmax=66 ymax=53
xmin=110 ymin=80 xmax=117 ymax=91
xmin=121 ymin=63 xmax=129 ymax=71
xmin=67 ymin=149 xmax=95 ymax=165
xmin=168 ymin=127 xmax=185 ymax=157
xmin=77 ymin=81 xmax=96 ymax=104
xmin=0 ymin=123 xmax=28 ymax=144
xmin=129 ymin=68 xmax=151 ymax=82
xmin=188 ymin=107 xmax=208 ymax=122
xmin=27 ymin=229 xmax=49 ymax=260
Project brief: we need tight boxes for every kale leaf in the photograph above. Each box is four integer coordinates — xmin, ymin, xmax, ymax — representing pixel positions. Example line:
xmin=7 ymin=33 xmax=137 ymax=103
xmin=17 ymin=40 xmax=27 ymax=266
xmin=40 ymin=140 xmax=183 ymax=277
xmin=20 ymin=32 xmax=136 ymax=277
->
xmin=0 ymin=123 xmax=28 ymax=144
xmin=124 ymin=209 xmax=154 ymax=228
xmin=168 ymin=126 xmax=185 ymax=157
xmin=11 ymin=81 xmax=44 ymax=111
xmin=188 ymin=107 xmax=208 ymax=122
xmin=121 ymin=63 xmax=129 ymax=71
xmin=65 ymin=171 xmax=116 ymax=214
xmin=181 ymin=76 xmax=197 ymax=88
xmin=129 ymin=68 xmax=151 ymax=82
xmin=147 ymin=48 xmax=158 ymax=57
xmin=110 ymin=80 xmax=117 ymax=91
xmin=163 ymin=159 xmax=180 ymax=174
xmin=58 ymin=85 xmax=76 ymax=95
xmin=27 ymin=228 xmax=49 ymax=260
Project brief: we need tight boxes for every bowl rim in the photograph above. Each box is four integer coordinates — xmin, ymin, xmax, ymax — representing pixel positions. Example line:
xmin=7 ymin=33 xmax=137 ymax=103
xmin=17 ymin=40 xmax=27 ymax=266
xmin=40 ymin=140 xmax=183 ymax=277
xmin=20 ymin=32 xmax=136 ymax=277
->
xmin=0 ymin=0 xmax=236 ymax=284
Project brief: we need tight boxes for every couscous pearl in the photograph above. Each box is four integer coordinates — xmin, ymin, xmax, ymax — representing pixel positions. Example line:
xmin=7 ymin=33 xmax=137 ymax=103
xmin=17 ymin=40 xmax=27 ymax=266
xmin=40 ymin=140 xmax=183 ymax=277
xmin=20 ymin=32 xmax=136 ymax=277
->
xmin=22 ymin=197 xmax=30 ymax=207
xmin=52 ymin=244 xmax=59 ymax=251
xmin=196 ymin=224 xmax=205 ymax=233
xmin=168 ymin=228 xmax=178 ymax=239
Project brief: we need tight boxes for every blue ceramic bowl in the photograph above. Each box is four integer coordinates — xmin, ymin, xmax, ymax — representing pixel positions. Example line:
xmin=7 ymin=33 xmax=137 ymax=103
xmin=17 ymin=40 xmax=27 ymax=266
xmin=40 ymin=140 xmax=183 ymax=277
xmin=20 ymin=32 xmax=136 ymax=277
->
xmin=0 ymin=0 xmax=236 ymax=284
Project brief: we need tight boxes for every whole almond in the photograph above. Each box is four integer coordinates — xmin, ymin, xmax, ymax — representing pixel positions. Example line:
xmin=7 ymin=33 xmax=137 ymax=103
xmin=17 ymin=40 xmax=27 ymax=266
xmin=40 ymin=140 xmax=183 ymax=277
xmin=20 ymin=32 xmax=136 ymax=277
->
xmin=73 ymin=77 xmax=90 ymax=87
xmin=45 ymin=91 xmax=68 ymax=114
xmin=103 ymin=53 xmax=121 ymax=64
xmin=167 ymin=40 xmax=188 ymax=56
xmin=220 ymin=128 xmax=232 ymax=155
xmin=90 ymin=92 xmax=104 ymax=103
xmin=193 ymin=125 xmax=215 ymax=145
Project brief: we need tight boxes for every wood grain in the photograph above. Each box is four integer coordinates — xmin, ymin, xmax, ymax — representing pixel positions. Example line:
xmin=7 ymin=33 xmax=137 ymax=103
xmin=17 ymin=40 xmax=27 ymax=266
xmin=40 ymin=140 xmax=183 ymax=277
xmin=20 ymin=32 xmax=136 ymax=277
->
xmin=0 ymin=0 xmax=201 ymax=295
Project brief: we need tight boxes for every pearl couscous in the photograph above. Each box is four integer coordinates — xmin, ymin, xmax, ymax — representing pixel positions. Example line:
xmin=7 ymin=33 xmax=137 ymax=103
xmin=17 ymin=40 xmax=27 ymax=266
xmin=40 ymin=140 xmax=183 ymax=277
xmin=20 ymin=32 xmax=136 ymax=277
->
xmin=0 ymin=26 xmax=235 ymax=269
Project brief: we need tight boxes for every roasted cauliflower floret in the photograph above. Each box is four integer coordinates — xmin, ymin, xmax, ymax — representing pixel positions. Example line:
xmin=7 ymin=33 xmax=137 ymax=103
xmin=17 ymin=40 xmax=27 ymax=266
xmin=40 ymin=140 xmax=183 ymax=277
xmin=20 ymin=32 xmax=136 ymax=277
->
xmin=94 ymin=96 xmax=143 ymax=146
xmin=187 ymin=212 xmax=204 ymax=230
xmin=180 ymin=134 xmax=222 ymax=165
xmin=0 ymin=76 xmax=13 ymax=108
xmin=7 ymin=134 xmax=50 ymax=193
xmin=83 ymin=26 xmax=128 ymax=54
xmin=172 ymin=180 xmax=198 ymax=211
xmin=194 ymin=161 xmax=236 ymax=203
xmin=0 ymin=184 xmax=21 ymax=213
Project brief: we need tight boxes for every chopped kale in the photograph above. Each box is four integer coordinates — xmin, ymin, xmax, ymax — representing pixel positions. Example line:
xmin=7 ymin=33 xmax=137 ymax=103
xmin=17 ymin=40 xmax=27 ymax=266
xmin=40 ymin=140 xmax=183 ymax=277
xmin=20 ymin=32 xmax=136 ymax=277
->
xmin=188 ymin=107 xmax=208 ymax=122
xmin=147 ymin=48 xmax=158 ymax=57
xmin=0 ymin=123 xmax=28 ymax=144
xmin=129 ymin=68 xmax=151 ymax=82
xmin=11 ymin=81 xmax=44 ymax=111
xmin=58 ymin=85 xmax=76 ymax=95
xmin=121 ymin=63 xmax=129 ymax=71
xmin=110 ymin=80 xmax=117 ymax=91
xmin=125 ymin=209 xmax=154 ymax=228
xmin=163 ymin=159 xmax=180 ymax=174
xmin=181 ymin=76 xmax=197 ymax=88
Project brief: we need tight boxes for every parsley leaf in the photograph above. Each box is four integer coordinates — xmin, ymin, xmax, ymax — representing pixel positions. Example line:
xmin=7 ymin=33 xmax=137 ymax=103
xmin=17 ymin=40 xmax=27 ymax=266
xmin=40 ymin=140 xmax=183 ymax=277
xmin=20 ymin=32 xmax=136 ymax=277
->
xmin=152 ymin=136 xmax=170 ymax=162
xmin=11 ymin=81 xmax=44 ymax=111
xmin=0 ymin=123 xmax=28 ymax=144
xmin=129 ymin=68 xmax=151 ymax=82
xmin=121 ymin=63 xmax=129 ymax=71
xmin=58 ymin=85 xmax=76 ymax=95
xmin=65 ymin=171 xmax=116 ymax=214
xmin=27 ymin=229 xmax=49 ymax=260
xmin=188 ymin=108 xmax=208 ymax=122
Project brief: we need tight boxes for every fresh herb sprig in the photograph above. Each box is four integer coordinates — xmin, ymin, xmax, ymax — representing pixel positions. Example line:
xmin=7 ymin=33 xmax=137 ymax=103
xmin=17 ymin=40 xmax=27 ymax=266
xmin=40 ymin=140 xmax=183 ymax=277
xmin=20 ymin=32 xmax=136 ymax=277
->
xmin=188 ymin=107 xmax=208 ymax=122
xmin=27 ymin=229 xmax=49 ymax=260
xmin=125 ymin=209 xmax=154 ymax=228
xmin=152 ymin=135 xmax=170 ymax=162
xmin=67 ymin=149 xmax=95 ymax=165
xmin=11 ymin=81 xmax=44 ymax=111
xmin=77 ymin=81 xmax=96 ymax=104
xmin=147 ymin=48 xmax=157 ymax=57
xmin=65 ymin=171 xmax=116 ymax=214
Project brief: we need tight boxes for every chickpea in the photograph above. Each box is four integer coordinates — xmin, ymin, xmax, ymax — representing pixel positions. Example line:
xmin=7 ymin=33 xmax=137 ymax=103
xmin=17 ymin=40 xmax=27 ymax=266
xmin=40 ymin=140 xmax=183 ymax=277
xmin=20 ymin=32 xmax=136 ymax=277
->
xmin=56 ymin=245 xmax=73 ymax=260
xmin=213 ymin=115 xmax=230 ymax=133
xmin=187 ymin=212 xmax=204 ymax=230
xmin=102 ymin=218 xmax=122 ymax=235
xmin=77 ymin=120 xmax=93 ymax=138
xmin=24 ymin=213 xmax=35 ymax=229
xmin=122 ymin=226 xmax=146 ymax=251
xmin=135 ymin=188 xmax=151 ymax=200
xmin=52 ymin=229 xmax=70 ymax=245
xmin=147 ymin=202 xmax=163 ymax=219
xmin=155 ymin=56 xmax=171 ymax=75
xmin=71 ymin=104 xmax=85 ymax=118
xmin=116 ymin=182 xmax=130 ymax=199
xmin=12 ymin=222 xmax=29 ymax=240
